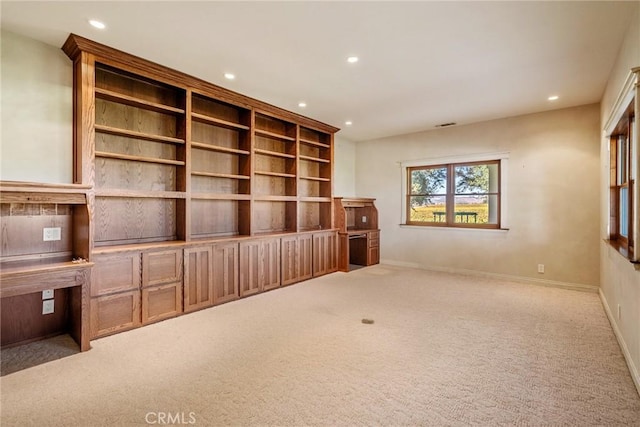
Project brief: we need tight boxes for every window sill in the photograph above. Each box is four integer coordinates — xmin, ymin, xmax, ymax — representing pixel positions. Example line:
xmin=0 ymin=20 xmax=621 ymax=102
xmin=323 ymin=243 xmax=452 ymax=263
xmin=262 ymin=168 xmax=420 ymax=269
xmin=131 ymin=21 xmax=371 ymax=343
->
xmin=604 ymin=239 xmax=639 ymax=269
xmin=399 ymin=224 xmax=509 ymax=233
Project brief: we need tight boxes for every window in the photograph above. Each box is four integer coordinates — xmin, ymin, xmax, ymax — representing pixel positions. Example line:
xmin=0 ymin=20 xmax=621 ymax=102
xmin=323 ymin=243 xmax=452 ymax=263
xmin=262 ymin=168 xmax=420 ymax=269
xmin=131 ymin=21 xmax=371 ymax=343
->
xmin=609 ymin=100 xmax=635 ymax=258
xmin=407 ymin=160 xmax=501 ymax=229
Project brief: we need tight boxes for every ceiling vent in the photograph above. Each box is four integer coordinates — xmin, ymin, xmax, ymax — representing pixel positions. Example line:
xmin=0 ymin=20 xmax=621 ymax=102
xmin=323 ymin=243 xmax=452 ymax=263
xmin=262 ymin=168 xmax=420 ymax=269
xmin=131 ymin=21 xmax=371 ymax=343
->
xmin=435 ymin=122 xmax=457 ymax=128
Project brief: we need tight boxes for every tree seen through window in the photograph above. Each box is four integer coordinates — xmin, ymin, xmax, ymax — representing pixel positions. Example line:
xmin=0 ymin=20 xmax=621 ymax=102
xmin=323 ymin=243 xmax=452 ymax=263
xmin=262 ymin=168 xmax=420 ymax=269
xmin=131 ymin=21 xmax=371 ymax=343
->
xmin=408 ymin=161 xmax=500 ymax=227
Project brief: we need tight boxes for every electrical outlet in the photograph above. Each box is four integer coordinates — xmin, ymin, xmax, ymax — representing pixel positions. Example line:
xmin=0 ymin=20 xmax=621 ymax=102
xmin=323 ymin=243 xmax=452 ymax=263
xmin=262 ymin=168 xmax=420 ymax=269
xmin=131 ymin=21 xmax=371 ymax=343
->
xmin=42 ymin=289 xmax=54 ymax=299
xmin=43 ymin=227 xmax=61 ymax=241
xmin=362 ymin=216 xmax=367 ymax=223
xmin=537 ymin=264 xmax=545 ymax=274
xmin=42 ymin=299 xmax=54 ymax=315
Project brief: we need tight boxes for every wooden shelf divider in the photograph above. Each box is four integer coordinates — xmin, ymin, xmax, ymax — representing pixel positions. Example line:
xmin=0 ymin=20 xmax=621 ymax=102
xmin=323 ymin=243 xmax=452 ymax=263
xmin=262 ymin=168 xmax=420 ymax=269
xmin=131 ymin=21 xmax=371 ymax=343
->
xmin=254 ymin=170 xmax=296 ymax=178
xmin=299 ymin=155 xmax=330 ymax=163
xmin=191 ymin=112 xmax=250 ymax=131
xmin=95 ymin=151 xmax=185 ymax=166
xmin=94 ymin=189 xmax=187 ymax=199
xmin=190 ymin=141 xmax=250 ymax=155
xmin=299 ymin=138 xmax=330 ymax=149
xmin=255 ymin=129 xmax=296 ymax=142
xmin=191 ymin=171 xmax=250 ymax=180
xmin=95 ymin=87 xmax=185 ymax=115
xmin=254 ymin=148 xmax=296 ymax=159
xmin=191 ymin=193 xmax=251 ymax=201
xmin=300 ymin=176 xmax=331 ymax=182
xmin=95 ymin=124 xmax=185 ymax=145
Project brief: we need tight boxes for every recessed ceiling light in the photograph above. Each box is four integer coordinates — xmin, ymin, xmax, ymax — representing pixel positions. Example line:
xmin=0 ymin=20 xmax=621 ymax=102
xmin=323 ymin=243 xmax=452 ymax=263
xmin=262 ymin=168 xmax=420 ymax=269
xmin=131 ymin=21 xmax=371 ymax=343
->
xmin=89 ymin=20 xmax=106 ymax=30
xmin=548 ymin=95 xmax=559 ymax=101
xmin=345 ymin=121 xmax=353 ymax=126
xmin=224 ymin=73 xmax=235 ymax=80
xmin=298 ymin=102 xmax=307 ymax=108
xmin=347 ymin=56 xmax=359 ymax=64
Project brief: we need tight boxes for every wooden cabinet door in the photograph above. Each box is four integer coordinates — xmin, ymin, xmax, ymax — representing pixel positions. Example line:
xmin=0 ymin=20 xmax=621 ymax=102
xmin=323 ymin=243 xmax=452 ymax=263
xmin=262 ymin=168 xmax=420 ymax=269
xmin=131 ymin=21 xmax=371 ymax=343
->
xmin=281 ymin=235 xmax=298 ymax=286
xmin=143 ymin=249 xmax=182 ymax=287
xmin=298 ymin=234 xmax=313 ymax=282
xmin=141 ymin=249 xmax=183 ymax=324
xmin=90 ymin=290 xmax=141 ymax=338
xmin=92 ymin=252 xmax=141 ymax=297
xmin=239 ymin=238 xmax=281 ymax=296
xmin=259 ymin=238 xmax=281 ymax=291
xmin=368 ymin=246 xmax=380 ymax=265
xmin=367 ymin=231 xmax=380 ymax=265
xmin=91 ymin=252 xmax=142 ymax=338
xmin=239 ymin=240 xmax=261 ymax=297
xmin=313 ymin=231 xmax=338 ymax=277
xmin=213 ymin=242 xmax=239 ymax=305
xmin=282 ymin=234 xmax=313 ymax=286
xmin=184 ymin=246 xmax=213 ymax=313
xmin=142 ymin=282 xmax=182 ymax=324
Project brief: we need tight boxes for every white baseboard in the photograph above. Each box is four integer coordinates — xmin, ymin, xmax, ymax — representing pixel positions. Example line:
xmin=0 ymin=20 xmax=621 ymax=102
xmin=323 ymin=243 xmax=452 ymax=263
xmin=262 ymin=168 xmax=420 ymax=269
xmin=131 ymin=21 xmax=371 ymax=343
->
xmin=380 ymin=259 xmax=599 ymax=293
xmin=599 ymin=289 xmax=640 ymax=397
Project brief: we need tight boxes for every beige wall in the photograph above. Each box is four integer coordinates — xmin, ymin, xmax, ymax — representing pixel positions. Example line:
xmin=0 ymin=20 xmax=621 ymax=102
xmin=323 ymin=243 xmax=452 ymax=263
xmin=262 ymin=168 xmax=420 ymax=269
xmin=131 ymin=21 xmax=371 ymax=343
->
xmin=1 ymin=30 xmax=73 ymax=183
xmin=599 ymin=3 xmax=640 ymax=393
xmin=334 ymin=136 xmax=356 ymax=197
xmin=355 ymin=104 xmax=601 ymax=288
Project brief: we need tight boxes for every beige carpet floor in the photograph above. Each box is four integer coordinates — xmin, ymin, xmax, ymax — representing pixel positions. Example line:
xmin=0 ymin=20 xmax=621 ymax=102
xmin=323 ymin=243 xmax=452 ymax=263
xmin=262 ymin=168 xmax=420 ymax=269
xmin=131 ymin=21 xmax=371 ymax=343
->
xmin=1 ymin=265 xmax=639 ymax=426
xmin=1 ymin=334 xmax=79 ymax=376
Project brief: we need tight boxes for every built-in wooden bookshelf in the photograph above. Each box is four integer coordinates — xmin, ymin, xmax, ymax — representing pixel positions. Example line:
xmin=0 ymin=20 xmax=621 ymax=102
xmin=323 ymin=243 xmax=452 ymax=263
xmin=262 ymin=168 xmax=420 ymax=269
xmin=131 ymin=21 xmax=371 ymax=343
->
xmin=93 ymin=63 xmax=187 ymax=247
xmin=60 ymin=33 xmax=340 ymax=342
xmin=190 ymin=93 xmax=252 ymax=239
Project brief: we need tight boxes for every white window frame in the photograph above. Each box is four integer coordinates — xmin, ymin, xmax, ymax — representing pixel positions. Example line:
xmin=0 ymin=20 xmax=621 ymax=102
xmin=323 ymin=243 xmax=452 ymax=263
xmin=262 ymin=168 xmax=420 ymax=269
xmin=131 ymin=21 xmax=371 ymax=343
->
xmin=400 ymin=151 xmax=510 ymax=230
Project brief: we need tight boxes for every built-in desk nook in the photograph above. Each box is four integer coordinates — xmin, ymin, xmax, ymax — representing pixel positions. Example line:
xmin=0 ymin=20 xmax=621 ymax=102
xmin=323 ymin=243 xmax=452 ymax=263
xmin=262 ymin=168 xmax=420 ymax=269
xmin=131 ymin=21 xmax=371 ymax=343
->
xmin=0 ymin=182 xmax=92 ymax=352
xmin=334 ymin=197 xmax=380 ymax=271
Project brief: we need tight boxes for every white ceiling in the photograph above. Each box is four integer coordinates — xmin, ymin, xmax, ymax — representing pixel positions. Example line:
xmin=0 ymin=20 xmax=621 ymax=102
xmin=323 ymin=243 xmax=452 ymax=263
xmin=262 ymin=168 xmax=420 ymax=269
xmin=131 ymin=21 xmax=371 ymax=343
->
xmin=1 ymin=1 xmax=636 ymax=141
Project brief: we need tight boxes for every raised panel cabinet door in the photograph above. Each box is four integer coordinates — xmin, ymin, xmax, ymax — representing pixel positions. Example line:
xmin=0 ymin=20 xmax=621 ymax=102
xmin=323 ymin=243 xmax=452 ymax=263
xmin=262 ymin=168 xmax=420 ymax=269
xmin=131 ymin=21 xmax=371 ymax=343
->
xmin=281 ymin=235 xmax=299 ymax=286
xmin=91 ymin=252 xmax=141 ymax=297
xmin=298 ymin=234 xmax=313 ymax=282
xmin=142 ymin=282 xmax=182 ymax=324
xmin=239 ymin=240 xmax=262 ymax=297
xmin=184 ymin=246 xmax=213 ymax=313
xmin=261 ymin=238 xmax=281 ymax=291
xmin=326 ymin=231 xmax=339 ymax=273
xmin=142 ymin=249 xmax=183 ymax=287
xmin=313 ymin=231 xmax=338 ymax=277
xmin=368 ymin=246 xmax=380 ymax=266
xmin=312 ymin=233 xmax=327 ymax=276
xmin=90 ymin=290 xmax=141 ymax=339
xmin=213 ymin=242 xmax=239 ymax=305
xmin=281 ymin=234 xmax=312 ymax=286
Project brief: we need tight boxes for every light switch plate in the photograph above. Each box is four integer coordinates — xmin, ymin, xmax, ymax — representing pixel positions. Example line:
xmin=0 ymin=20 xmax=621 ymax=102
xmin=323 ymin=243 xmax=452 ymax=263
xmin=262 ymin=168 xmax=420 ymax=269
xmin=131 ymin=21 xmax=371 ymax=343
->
xmin=42 ymin=289 xmax=54 ymax=299
xmin=42 ymin=299 xmax=54 ymax=315
xmin=43 ymin=227 xmax=62 ymax=241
